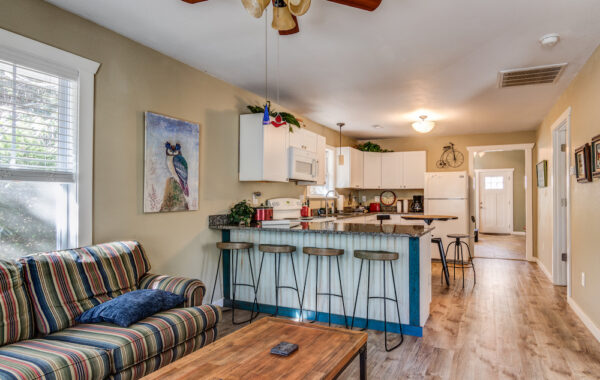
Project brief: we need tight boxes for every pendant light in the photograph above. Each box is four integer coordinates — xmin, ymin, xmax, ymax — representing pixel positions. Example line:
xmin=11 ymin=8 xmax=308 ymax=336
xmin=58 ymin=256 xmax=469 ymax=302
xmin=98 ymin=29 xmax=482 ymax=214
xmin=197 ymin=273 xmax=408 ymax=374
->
xmin=412 ymin=115 xmax=435 ymax=133
xmin=337 ymin=122 xmax=345 ymax=165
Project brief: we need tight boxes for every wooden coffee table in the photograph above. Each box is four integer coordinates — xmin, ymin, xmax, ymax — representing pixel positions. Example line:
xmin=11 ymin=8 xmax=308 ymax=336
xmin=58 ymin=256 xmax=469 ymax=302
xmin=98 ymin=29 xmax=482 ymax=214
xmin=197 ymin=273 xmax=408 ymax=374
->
xmin=143 ymin=317 xmax=368 ymax=380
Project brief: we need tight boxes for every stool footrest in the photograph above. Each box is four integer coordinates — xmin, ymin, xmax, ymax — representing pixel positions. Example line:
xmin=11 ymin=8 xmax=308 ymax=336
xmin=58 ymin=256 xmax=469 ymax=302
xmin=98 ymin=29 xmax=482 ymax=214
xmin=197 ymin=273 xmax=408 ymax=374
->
xmin=316 ymin=292 xmax=344 ymax=298
xmin=367 ymin=296 xmax=399 ymax=302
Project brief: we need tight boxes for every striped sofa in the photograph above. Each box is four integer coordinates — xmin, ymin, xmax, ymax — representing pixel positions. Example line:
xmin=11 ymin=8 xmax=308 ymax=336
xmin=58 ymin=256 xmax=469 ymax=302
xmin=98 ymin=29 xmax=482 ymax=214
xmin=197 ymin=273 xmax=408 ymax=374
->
xmin=0 ymin=241 xmax=221 ymax=380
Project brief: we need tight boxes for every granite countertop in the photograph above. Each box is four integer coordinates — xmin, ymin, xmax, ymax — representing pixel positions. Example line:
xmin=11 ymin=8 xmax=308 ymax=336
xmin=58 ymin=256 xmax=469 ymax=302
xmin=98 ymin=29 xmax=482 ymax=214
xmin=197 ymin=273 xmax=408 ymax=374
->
xmin=210 ymin=221 xmax=434 ymax=238
xmin=332 ymin=211 xmax=424 ymax=221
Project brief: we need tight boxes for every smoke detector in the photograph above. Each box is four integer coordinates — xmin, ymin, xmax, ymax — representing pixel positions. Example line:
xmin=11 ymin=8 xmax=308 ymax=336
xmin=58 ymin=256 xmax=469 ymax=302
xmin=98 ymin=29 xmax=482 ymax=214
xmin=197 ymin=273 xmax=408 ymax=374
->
xmin=539 ymin=33 xmax=560 ymax=48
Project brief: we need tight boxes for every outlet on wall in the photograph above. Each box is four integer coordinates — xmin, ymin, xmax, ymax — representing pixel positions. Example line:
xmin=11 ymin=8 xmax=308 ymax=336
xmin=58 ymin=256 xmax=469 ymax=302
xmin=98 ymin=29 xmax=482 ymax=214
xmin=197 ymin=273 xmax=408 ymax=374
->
xmin=581 ymin=272 xmax=585 ymax=287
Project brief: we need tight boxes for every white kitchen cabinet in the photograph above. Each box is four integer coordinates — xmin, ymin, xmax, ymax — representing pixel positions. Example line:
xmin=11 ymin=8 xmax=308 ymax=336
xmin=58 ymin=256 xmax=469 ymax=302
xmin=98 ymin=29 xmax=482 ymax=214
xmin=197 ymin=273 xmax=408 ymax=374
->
xmin=403 ymin=151 xmax=427 ymax=189
xmin=315 ymin=135 xmax=326 ymax=185
xmin=336 ymin=147 xmax=364 ymax=189
xmin=239 ymin=114 xmax=289 ymax=182
xmin=289 ymin=128 xmax=317 ymax=153
xmin=363 ymin=152 xmax=382 ymax=189
xmin=381 ymin=152 xmax=404 ymax=189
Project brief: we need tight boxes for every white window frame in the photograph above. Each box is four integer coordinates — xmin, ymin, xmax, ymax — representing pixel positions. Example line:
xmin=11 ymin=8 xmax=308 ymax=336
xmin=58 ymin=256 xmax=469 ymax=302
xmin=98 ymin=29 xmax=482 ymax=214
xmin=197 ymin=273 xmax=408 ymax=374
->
xmin=308 ymin=145 xmax=336 ymax=198
xmin=0 ymin=28 xmax=99 ymax=247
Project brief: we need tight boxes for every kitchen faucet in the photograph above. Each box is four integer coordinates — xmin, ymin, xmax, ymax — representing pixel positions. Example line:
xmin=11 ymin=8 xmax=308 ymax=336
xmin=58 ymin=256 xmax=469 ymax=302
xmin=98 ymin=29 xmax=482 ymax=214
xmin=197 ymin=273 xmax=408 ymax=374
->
xmin=325 ymin=190 xmax=339 ymax=218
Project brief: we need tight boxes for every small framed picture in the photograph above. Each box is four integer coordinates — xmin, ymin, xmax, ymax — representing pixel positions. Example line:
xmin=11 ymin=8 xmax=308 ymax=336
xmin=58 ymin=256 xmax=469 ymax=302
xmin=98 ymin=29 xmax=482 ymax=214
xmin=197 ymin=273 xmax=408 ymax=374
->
xmin=574 ymin=143 xmax=592 ymax=183
xmin=592 ymin=135 xmax=600 ymax=178
xmin=536 ymin=160 xmax=548 ymax=187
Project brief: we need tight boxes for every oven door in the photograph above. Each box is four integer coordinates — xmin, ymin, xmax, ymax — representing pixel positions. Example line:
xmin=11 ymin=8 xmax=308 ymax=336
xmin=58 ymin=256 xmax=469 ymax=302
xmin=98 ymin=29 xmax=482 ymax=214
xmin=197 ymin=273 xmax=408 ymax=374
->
xmin=289 ymin=148 xmax=318 ymax=181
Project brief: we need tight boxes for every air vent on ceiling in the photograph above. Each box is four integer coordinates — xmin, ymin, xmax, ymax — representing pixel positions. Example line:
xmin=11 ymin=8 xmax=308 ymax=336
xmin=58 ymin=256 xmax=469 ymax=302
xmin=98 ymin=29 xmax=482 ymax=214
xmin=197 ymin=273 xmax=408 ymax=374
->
xmin=498 ymin=63 xmax=567 ymax=88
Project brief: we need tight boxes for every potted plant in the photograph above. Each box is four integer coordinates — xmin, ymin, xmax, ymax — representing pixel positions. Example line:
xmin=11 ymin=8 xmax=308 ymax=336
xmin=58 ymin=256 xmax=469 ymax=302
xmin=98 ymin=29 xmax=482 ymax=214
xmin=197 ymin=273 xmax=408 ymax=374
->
xmin=247 ymin=104 xmax=302 ymax=133
xmin=355 ymin=141 xmax=393 ymax=152
xmin=228 ymin=200 xmax=255 ymax=226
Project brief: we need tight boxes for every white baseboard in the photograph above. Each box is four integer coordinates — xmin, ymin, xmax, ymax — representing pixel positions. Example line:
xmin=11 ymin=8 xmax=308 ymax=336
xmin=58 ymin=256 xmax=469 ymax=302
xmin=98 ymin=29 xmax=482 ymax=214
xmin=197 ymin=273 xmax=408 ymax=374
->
xmin=568 ymin=296 xmax=600 ymax=343
xmin=512 ymin=231 xmax=526 ymax=236
xmin=535 ymin=258 xmax=553 ymax=281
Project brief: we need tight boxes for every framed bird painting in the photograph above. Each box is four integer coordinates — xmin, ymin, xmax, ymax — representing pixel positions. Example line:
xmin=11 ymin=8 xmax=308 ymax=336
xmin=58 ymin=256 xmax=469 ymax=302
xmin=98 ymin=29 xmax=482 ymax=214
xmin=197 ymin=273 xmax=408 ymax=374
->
xmin=144 ymin=112 xmax=199 ymax=213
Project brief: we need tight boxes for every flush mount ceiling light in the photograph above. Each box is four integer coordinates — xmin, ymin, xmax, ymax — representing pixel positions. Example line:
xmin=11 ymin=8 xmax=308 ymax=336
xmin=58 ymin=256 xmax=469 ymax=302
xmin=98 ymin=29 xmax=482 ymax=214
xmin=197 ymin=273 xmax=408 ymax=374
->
xmin=412 ymin=115 xmax=435 ymax=133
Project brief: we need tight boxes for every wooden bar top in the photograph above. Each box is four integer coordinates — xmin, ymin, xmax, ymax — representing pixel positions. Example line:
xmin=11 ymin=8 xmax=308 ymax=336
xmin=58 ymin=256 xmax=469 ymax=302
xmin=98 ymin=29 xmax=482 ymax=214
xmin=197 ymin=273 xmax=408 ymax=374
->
xmin=143 ymin=317 xmax=368 ymax=380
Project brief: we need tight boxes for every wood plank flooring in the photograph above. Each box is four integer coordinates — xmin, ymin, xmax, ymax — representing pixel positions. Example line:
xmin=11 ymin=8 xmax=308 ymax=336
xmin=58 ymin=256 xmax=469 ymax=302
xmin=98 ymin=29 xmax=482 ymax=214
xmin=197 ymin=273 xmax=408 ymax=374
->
xmin=474 ymin=233 xmax=526 ymax=260
xmin=217 ymin=259 xmax=600 ymax=379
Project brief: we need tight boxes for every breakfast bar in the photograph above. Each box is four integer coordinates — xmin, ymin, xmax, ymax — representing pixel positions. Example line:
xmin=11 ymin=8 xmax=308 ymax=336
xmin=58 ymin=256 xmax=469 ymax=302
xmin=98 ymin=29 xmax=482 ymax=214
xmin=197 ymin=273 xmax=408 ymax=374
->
xmin=210 ymin=220 xmax=433 ymax=337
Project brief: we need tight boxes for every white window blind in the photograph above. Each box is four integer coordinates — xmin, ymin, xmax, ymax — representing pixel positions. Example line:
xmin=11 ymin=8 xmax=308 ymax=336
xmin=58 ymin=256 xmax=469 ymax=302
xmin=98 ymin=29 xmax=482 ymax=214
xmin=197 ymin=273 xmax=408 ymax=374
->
xmin=0 ymin=58 xmax=77 ymax=183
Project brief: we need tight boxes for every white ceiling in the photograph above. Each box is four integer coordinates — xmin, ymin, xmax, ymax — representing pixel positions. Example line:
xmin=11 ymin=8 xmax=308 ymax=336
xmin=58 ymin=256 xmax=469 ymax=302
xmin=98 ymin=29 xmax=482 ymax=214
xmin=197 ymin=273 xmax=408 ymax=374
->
xmin=46 ymin=0 xmax=600 ymax=138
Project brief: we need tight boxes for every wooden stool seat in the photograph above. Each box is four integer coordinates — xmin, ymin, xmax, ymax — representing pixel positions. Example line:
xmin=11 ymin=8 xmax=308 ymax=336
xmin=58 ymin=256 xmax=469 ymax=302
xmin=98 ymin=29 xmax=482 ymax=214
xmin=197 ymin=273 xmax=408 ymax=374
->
xmin=447 ymin=234 xmax=470 ymax=239
xmin=216 ymin=242 xmax=253 ymax=250
xmin=259 ymin=244 xmax=296 ymax=254
xmin=354 ymin=250 xmax=398 ymax=261
xmin=303 ymin=247 xmax=344 ymax=256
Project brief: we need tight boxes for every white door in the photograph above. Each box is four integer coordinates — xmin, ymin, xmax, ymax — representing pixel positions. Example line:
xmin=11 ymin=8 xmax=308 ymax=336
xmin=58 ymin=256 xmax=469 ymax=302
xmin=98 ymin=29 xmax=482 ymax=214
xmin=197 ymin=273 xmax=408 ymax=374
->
xmin=381 ymin=152 xmax=403 ymax=189
xmin=363 ymin=152 xmax=382 ymax=189
xmin=478 ymin=170 xmax=513 ymax=234
xmin=403 ymin=151 xmax=426 ymax=189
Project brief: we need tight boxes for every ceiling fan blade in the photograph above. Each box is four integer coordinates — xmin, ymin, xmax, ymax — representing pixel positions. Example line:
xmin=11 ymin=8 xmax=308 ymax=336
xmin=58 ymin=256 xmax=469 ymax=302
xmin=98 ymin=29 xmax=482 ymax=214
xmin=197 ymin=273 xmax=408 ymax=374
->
xmin=279 ymin=15 xmax=299 ymax=35
xmin=181 ymin=0 xmax=209 ymax=3
xmin=327 ymin=0 xmax=381 ymax=11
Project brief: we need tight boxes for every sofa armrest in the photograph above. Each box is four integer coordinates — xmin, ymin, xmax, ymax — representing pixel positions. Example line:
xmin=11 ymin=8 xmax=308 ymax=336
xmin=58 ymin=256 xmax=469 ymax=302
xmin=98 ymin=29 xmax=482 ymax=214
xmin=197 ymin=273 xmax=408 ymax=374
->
xmin=139 ymin=273 xmax=206 ymax=307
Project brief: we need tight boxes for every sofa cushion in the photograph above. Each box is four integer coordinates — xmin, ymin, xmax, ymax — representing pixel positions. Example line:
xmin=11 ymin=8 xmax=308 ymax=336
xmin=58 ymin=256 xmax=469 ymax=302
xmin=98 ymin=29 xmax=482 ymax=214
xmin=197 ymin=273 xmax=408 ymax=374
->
xmin=0 ymin=259 xmax=35 ymax=345
xmin=106 ymin=326 xmax=218 ymax=380
xmin=20 ymin=241 xmax=151 ymax=335
xmin=0 ymin=338 xmax=111 ymax=380
xmin=77 ymin=289 xmax=185 ymax=327
xmin=46 ymin=304 xmax=221 ymax=373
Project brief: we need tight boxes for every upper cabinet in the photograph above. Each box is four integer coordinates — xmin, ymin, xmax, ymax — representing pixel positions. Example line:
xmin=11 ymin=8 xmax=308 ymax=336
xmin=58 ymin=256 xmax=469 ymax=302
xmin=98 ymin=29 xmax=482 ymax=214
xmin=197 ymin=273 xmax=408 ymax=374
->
xmin=363 ymin=152 xmax=382 ymax=189
xmin=239 ymin=114 xmax=289 ymax=182
xmin=289 ymin=128 xmax=317 ymax=153
xmin=336 ymin=147 xmax=364 ymax=189
xmin=335 ymin=149 xmax=426 ymax=189
xmin=239 ymin=114 xmax=327 ymax=183
xmin=381 ymin=152 xmax=403 ymax=189
xmin=403 ymin=151 xmax=426 ymax=189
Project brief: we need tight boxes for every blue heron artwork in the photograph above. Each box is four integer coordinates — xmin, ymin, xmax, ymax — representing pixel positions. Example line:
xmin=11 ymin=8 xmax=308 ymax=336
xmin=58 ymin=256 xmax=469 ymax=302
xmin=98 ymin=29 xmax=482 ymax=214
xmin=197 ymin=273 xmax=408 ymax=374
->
xmin=144 ymin=112 xmax=199 ymax=213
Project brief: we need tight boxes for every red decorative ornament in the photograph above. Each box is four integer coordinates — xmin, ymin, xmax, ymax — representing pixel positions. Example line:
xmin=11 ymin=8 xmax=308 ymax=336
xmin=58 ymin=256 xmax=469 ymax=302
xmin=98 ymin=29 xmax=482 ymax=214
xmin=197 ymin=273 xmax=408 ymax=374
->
xmin=271 ymin=114 xmax=286 ymax=128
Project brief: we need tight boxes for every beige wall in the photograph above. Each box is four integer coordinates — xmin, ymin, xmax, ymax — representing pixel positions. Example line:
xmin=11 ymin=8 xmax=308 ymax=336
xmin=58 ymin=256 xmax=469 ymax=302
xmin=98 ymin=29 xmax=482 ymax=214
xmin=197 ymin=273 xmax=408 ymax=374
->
xmin=536 ymin=44 xmax=600 ymax=329
xmin=0 ymin=0 xmax=355 ymax=286
xmin=360 ymin=131 xmax=536 ymax=173
xmin=474 ymin=150 xmax=526 ymax=232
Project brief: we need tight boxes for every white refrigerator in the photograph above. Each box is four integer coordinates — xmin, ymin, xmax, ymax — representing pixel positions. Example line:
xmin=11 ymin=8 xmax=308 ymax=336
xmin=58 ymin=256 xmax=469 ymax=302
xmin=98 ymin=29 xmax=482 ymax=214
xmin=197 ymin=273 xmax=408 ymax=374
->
xmin=424 ymin=171 xmax=470 ymax=254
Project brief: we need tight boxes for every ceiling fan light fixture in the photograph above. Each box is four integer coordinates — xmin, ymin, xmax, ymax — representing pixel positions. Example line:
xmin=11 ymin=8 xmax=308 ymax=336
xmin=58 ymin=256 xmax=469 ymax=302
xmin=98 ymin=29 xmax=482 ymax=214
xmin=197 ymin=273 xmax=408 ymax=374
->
xmin=288 ymin=0 xmax=311 ymax=16
xmin=412 ymin=115 xmax=435 ymax=133
xmin=272 ymin=1 xmax=297 ymax=31
xmin=241 ymin=0 xmax=270 ymax=18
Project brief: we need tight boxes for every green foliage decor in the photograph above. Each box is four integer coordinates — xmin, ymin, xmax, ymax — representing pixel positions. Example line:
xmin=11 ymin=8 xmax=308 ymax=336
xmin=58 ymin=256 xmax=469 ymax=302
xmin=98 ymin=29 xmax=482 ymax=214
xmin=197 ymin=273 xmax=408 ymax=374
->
xmin=355 ymin=141 xmax=393 ymax=152
xmin=247 ymin=105 xmax=301 ymax=132
xmin=228 ymin=200 xmax=255 ymax=226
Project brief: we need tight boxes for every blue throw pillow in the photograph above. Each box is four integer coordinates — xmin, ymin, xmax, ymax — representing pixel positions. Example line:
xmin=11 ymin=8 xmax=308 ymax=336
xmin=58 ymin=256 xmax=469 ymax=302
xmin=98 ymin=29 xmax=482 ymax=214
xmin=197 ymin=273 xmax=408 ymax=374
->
xmin=77 ymin=289 xmax=185 ymax=327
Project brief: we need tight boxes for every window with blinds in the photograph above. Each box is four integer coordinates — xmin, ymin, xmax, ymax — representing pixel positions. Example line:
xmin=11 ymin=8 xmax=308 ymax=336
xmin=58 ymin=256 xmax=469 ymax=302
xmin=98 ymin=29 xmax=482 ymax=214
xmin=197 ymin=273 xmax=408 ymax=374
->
xmin=0 ymin=56 xmax=79 ymax=258
xmin=0 ymin=58 xmax=77 ymax=183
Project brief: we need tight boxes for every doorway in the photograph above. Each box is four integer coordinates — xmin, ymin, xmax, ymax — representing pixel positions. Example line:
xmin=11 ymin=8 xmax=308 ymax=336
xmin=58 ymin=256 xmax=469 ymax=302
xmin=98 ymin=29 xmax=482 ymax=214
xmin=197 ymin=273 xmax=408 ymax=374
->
xmin=552 ymin=108 xmax=571 ymax=289
xmin=467 ymin=143 xmax=535 ymax=262
xmin=476 ymin=169 xmax=514 ymax=234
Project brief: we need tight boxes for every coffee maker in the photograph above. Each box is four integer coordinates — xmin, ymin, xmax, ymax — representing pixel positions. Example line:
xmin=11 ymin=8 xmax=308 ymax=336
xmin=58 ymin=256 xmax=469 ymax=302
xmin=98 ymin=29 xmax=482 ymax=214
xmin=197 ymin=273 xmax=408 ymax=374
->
xmin=410 ymin=195 xmax=424 ymax=213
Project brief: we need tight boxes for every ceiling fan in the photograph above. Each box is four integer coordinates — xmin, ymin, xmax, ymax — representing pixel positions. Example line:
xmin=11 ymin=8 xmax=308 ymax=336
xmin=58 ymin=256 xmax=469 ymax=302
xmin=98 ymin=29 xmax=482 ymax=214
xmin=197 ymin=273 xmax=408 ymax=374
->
xmin=181 ymin=0 xmax=382 ymax=35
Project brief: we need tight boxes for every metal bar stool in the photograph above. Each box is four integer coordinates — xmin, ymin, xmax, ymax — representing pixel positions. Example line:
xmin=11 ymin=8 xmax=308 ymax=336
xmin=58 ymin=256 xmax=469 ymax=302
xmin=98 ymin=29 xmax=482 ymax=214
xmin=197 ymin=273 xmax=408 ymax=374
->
xmin=256 ymin=244 xmax=303 ymax=318
xmin=301 ymin=247 xmax=348 ymax=328
xmin=432 ymin=237 xmax=450 ymax=286
xmin=351 ymin=250 xmax=404 ymax=352
xmin=213 ymin=242 xmax=259 ymax=325
xmin=446 ymin=234 xmax=476 ymax=288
